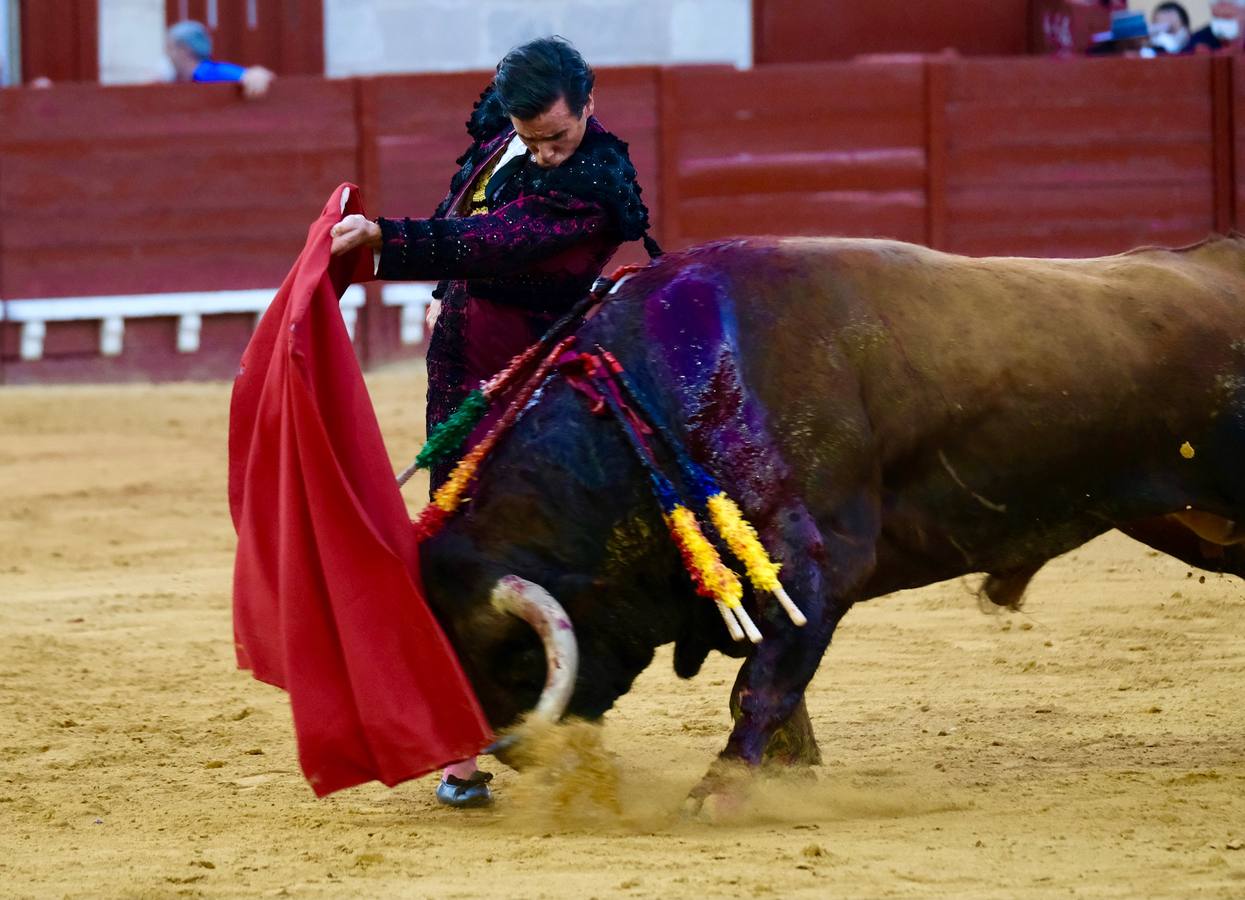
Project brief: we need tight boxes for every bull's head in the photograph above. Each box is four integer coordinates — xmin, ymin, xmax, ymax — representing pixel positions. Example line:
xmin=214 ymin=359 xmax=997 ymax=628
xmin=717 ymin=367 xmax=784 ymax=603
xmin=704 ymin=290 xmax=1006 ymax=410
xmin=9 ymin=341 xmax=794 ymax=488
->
xmin=419 ymin=523 xmax=592 ymax=751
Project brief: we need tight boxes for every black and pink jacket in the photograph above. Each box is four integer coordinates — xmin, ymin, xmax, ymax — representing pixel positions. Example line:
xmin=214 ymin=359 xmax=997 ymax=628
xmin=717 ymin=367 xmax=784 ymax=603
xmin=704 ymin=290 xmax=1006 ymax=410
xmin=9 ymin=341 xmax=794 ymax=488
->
xmin=376 ymin=86 xmax=658 ymax=465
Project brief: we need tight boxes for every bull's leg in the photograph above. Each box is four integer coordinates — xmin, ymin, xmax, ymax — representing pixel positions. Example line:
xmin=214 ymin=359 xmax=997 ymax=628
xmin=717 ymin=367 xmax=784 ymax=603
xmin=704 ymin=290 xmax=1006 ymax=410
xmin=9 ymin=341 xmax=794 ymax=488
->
xmin=636 ymin=268 xmax=878 ymax=811
xmin=687 ymin=596 xmax=847 ymax=815
xmin=730 ymin=668 xmax=821 ymax=767
xmin=979 ymin=563 xmax=1044 ymax=611
xmin=686 ymin=492 xmax=875 ymax=815
xmin=1119 ymin=514 xmax=1245 ymax=577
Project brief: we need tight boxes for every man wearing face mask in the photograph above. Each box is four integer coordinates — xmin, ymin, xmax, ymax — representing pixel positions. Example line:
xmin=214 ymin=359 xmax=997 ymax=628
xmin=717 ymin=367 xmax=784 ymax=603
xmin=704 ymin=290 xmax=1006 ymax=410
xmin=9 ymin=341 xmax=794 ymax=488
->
xmin=1150 ymin=2 xmax=1193 ymax=54
xmin=1188 ymin=0 xmax=1245 ymax=53
xmin=329 ymin=36 xmax=659 ymax=808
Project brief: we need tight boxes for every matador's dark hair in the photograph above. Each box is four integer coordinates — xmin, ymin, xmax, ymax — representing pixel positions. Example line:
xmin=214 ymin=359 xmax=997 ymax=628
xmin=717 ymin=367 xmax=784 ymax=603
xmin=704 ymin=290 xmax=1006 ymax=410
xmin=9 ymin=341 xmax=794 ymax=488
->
xmin=494 ymin=36 xmax=595 ymax=121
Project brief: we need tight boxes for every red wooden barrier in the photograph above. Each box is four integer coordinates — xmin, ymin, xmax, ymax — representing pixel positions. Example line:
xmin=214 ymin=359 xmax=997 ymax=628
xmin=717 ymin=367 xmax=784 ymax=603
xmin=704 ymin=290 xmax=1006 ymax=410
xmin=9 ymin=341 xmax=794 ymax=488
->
xmin=660 ymin=62 xmax=929 ymax=249
xmin=0 ymin=76 xmax=356 ymax=298
xmin=0 ymin=57 xmax=1241 ymax=384
xmin=940 ymin=56 xmax=1218 ymax=258
xmin=0 ymin=76 xmax=357 ymax=382
xmin=1233 ymin=58 xmax=1245 ymax=232
xmin=753 ymin=0 xmax=1031 ymax=63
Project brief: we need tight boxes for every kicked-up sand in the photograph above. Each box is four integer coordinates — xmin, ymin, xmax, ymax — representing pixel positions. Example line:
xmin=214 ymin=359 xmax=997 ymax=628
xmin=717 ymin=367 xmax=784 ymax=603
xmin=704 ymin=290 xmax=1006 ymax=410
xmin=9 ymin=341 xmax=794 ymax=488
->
xmin=1 ymin=363 xmax=1244 ymax=899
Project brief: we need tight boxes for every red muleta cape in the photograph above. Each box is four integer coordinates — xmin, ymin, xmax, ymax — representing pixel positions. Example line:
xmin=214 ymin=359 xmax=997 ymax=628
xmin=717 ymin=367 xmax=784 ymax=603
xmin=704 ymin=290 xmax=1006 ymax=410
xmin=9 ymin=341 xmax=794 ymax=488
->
xmin=228 ymin=183 xmax=492 ymax=796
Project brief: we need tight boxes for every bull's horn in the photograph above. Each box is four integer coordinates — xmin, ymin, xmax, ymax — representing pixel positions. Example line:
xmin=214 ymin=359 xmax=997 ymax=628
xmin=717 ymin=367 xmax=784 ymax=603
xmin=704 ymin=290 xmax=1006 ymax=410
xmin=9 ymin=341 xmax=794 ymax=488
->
xmin=490 ymin=575 xmax=579 ymax=726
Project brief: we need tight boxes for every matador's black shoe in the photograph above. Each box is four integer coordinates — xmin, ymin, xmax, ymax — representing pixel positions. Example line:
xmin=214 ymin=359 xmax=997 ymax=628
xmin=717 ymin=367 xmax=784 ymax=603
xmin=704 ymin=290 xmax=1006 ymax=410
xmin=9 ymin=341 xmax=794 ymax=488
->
xmin=435 ymin=770 xmax=494 ymax=808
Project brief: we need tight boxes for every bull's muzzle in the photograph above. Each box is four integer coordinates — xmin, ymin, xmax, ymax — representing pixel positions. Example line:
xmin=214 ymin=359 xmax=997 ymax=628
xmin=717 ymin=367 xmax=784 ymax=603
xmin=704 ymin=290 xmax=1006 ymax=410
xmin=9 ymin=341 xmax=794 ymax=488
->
xmin=483 ymin=575 xmax=579 ymax=756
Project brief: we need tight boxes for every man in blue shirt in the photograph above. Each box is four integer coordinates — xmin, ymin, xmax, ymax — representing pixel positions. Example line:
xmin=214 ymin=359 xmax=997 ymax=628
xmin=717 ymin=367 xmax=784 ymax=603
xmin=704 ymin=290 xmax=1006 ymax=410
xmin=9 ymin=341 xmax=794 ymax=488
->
xmin=166 ymin=20 xmax=274 ymax=98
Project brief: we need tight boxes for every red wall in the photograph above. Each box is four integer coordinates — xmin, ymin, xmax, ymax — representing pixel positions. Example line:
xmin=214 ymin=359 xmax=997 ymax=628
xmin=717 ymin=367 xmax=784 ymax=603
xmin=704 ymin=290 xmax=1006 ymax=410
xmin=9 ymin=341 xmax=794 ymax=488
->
xmin=660 ymin=62 xmax=928 ymax=248
xmin=2 ymin=56 xmax=1244 ymax=383
xmin=18 ymin=0 xmax=98 ymax=83
xmin=937 ymin=56 xmax=1221 ymax=257
xmin=753 ymin=0 xmax=1032 ymax=63
xmin=0 ymin=76 xmax=356 ymax=382
xmin=658 ymin=55 xmax=1235 ymax=261
xmin=0 ymin=77 xmax=357 ymax=299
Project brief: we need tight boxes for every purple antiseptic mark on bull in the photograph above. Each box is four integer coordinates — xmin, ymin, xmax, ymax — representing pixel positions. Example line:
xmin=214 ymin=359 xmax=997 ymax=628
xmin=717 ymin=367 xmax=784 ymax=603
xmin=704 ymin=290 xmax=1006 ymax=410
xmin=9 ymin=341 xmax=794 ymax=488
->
xmin=642 ymin=266 xmax=792 ymax=515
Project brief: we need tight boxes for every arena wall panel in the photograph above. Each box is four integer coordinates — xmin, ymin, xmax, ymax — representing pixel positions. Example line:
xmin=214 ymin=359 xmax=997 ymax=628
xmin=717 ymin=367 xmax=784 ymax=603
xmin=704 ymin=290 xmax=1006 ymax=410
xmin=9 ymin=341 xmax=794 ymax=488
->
xmin=939 ymin=56 xmax=1218 ymax=258
xmin=1233 ymin=58 xmax=1245 ymax=232
xmin=753 ymin=0 xmax=1031 ymax=63
xmin=1 ymin=57 xmax=1242 ymax=385
xmin=18 ymin=0 xmax=99 ymax=83
xmin=0 ymin=76 xmax=357 ymax=298
xmin=660 ymin=62 xmax=928 ymax=249
xmin=0 ymin=76 xmax=358 ymax=381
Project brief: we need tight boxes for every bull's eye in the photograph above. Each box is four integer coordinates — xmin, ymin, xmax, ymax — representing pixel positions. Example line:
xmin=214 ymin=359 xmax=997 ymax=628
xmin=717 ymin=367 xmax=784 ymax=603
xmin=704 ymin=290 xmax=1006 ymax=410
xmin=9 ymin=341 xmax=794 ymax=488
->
xmin=493 ymin=638 xmax=543 ymax=688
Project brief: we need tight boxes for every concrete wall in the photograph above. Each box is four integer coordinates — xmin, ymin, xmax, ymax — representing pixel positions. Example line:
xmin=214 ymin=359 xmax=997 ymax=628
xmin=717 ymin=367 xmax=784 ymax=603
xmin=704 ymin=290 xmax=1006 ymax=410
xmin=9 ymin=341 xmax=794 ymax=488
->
xmin=1 ymin=0 xmax=15 ymax=84
xmin=98 ymin=0 xmax=751 ymax=83
xmin=99 ymin=0 xmax=166 ymax=84
xmin=323 ymin=0 xmax=751 ymax=76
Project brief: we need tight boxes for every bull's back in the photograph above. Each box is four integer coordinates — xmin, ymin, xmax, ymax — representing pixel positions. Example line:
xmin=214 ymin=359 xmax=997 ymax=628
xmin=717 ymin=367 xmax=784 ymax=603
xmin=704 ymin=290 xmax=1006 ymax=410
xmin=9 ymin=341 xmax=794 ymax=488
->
xmin=705 ymin=237 xmax=1245 ymax=466
xmin=606 ymin=236 xmax=1245 ymax=584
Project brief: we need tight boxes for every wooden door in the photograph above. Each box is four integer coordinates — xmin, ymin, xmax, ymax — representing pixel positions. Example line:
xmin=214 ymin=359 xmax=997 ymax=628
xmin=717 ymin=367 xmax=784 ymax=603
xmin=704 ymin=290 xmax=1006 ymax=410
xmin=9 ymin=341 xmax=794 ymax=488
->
xmin=18 ymin=0 xmax=98 ymax=82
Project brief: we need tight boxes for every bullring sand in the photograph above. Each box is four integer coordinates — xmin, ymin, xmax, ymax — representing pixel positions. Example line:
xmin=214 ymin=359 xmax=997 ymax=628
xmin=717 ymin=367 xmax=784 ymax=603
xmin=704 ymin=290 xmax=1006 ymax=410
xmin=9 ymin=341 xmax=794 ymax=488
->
xmin=2 ymin=364 xmax=1243 ymax=898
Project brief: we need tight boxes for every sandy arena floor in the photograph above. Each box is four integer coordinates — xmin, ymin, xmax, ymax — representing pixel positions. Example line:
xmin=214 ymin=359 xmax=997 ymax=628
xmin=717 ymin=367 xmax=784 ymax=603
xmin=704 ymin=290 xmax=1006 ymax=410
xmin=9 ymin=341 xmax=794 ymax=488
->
xmin=2 ymin=364 xmax=1244 ymax=899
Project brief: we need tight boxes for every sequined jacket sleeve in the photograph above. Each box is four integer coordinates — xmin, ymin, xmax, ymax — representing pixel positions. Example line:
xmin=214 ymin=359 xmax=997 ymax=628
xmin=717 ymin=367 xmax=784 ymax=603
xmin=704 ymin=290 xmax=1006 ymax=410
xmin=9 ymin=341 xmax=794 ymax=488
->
xmin=375 ymin=192 xmax=611 ymax=282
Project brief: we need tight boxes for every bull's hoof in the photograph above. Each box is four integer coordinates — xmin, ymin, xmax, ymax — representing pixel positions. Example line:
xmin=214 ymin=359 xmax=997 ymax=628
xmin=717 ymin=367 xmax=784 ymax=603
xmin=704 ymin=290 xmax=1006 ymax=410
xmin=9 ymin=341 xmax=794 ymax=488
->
xmin=682 ymin=760 xmax=752 ymax=823
xmin=682 ymin=788 xmax=750 ymax=823
xmin=435 ymin=771 xmax=494 ymax=809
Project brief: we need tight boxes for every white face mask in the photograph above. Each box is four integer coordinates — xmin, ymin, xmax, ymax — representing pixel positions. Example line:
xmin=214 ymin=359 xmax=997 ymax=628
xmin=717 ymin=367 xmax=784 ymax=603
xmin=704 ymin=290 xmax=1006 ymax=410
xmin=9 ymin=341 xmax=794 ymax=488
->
xmin=1211 ymin=16 xmax=1241 ymax=40
xmin=1151 ymin=30 xmax=1189 ymax=53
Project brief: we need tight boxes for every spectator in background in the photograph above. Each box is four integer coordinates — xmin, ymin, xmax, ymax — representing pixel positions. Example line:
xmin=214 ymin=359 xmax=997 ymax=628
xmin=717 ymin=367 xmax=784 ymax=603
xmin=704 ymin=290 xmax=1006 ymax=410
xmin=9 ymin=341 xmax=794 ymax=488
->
xmin=1188 ymin=0 xmax=1245 ymax=53
xmin=1087 ymin=11 xmax=1152 ymax=55
xmin=1150 ymin=2 xmax=1193 ymax=54
xmin=166 ymin=20 xmax=275 ymax=99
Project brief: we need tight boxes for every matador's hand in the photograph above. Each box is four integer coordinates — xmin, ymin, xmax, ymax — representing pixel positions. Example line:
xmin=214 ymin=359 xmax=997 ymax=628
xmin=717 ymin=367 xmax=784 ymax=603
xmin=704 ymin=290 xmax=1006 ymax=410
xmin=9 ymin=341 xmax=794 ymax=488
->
xmin=330 ymin=214 xmax=382 ymax=256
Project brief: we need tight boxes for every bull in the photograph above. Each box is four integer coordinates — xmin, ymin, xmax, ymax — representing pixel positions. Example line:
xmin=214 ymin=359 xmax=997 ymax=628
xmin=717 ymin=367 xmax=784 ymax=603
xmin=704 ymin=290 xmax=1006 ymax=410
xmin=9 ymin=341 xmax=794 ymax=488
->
xmin=418 ymin=234 xmax=1245 ymax=808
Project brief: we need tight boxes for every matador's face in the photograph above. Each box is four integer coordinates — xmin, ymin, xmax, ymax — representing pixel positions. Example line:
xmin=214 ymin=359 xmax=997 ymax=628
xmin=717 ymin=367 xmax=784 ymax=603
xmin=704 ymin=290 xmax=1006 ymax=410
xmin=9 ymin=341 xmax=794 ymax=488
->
xmin=511 ymin=93 xmax=595 ymax=169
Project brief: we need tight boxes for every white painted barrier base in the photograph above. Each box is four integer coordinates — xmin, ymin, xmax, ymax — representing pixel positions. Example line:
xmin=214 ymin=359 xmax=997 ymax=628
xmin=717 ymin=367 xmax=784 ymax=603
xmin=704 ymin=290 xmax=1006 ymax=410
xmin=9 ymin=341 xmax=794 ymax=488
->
xmin=1 ymin=283 xmax=435 ymax=362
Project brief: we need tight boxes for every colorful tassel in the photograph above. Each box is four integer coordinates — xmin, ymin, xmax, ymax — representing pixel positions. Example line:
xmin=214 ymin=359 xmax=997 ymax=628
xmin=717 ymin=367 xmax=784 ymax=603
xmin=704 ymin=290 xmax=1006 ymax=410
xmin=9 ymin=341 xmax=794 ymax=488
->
xmin=413 ymin=389 xmax=489 ymax=472
xmin=597 ymin=347 xmax=805 ymax=628
xmin=411 ymin=337 xmax=576 ymax=542
xmin=601 ymin=402 xmax=759 ymax=645
xmin=665 ymin=505 xmax=761 ymax=644
xmin=412 ymin=504 xmax=451 ymax=542
xmin=706 ymin=493 xmax=806 ymax=626
xmin=666 ymin=506 xmax=743 ymax=607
